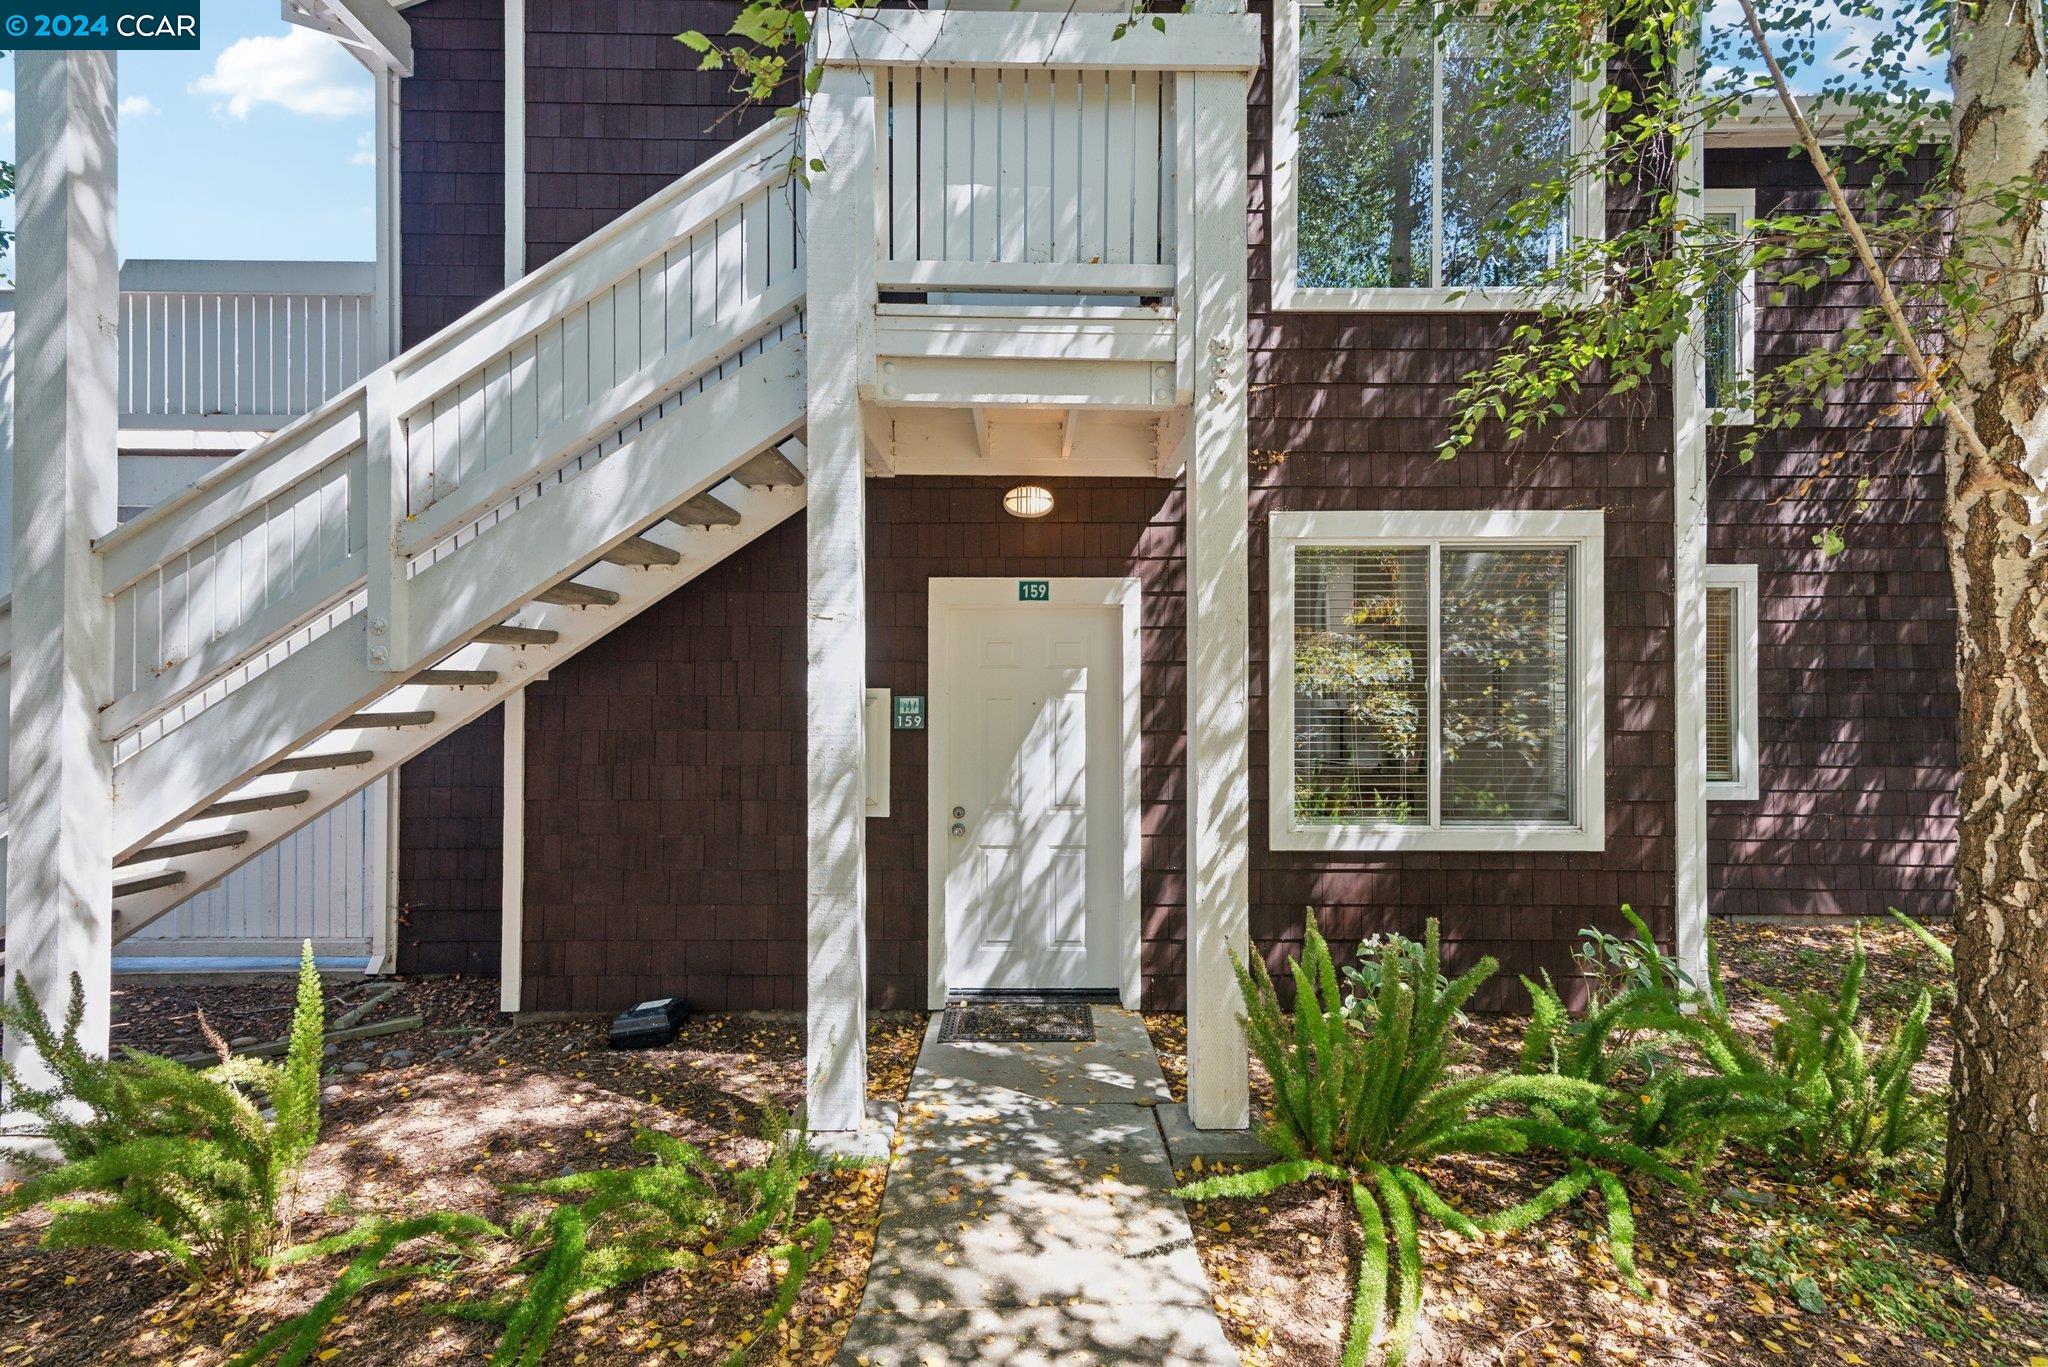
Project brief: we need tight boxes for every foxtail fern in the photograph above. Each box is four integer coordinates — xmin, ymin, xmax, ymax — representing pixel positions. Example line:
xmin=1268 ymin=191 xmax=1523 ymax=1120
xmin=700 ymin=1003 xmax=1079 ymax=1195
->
xmin=241 ymin=1106 xmax=832 ymax=1367
xmin=0 ymin=942 xmax=327 ymax=1281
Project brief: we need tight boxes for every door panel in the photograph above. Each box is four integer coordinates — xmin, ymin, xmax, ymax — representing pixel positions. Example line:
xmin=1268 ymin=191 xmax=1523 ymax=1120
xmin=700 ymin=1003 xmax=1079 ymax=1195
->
xmin=941 ymin=601 xmax=1121 ymax=992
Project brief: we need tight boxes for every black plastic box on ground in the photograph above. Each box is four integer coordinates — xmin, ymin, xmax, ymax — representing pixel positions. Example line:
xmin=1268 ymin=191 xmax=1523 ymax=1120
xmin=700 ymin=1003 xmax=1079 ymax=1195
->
xmin=607 ymin=997 xmax=690 ymax=1049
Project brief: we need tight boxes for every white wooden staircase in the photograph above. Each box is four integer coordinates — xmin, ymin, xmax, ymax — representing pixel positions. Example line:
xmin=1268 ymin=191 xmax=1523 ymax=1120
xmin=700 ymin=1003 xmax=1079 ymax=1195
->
xmin=3 ymin=8 xmax=1262 ymax=1004
xmin=2 ymin=120 xmax=808 ymax=948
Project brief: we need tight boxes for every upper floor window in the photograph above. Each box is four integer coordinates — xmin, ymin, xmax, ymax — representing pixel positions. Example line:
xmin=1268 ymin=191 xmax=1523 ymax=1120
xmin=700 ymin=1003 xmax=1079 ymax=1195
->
xmin=1272 ymin=0 xmax=1604 ymax=311
xmin=1705 ymin=563 xmax=1760 ymax=800
xmin=1269 ymin=510 xmax=1606 ymax=851
xmin=1703 ymin=188 xmax=1758 ymax=421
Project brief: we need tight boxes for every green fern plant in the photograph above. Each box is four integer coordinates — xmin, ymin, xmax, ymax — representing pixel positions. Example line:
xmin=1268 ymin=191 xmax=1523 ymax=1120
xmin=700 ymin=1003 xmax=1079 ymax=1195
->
xmin=1177 ymin=916 xmax=1679 ymax=1367
xmin=231 ymin=1212 xmax=504 ymax=1367
xmin=239 ymin=1108 xmax=831 ymax=1367
xmin=0 ymin=942 xmax=327 ymax=1282
xmin=1518 ymin=920 xmax=1796 ymax=1289
xmin=1748 ymin=929 xmax=1939 ymax=1169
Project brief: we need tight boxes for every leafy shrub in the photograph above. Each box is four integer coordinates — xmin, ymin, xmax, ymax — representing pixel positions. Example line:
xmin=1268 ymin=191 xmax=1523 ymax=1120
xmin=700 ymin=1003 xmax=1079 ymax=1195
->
xmin=1338 ymin=930 xmax=1456 ymax=1026
xmin=1745 ymin=929 xmax=1939 ymax=1169
xmin=240 ymin=1107 xmax=832 ymax=1367
xmin=1574 ymin=904 xmax=1697 ymax=1005
xmin=0 ymin=943 xmax=326 ymax=1282
xmin=1519 ymin=918 xmax=1795 ymax=1287
xmin=1178 ymin=916 xmax=1676 ymax=1367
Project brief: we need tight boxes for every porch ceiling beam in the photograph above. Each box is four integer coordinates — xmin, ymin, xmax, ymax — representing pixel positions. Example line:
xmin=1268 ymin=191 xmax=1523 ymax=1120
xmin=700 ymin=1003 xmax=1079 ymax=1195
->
xmin=815 ymin=11 xmax=1261 ymax=73
xmin=862 ymin=408 xmax=896 ymax=475
xmin=869 ymin=356 xmax=1174 ymax=410
xmin=281 ymin=0 xmax=414 ymax=75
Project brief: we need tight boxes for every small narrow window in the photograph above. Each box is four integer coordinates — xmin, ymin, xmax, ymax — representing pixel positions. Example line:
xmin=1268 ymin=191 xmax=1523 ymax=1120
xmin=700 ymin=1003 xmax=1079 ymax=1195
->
xmin=1704 ymin=564 xmax=1759 ymax=800
xmin=1274 ymin=0 xmax=1605 ymax=311
xmin=1702 ymin=188 xmax=1757 ymax=421
xmin=1271 ymin=510 xmax=1605 ymax=852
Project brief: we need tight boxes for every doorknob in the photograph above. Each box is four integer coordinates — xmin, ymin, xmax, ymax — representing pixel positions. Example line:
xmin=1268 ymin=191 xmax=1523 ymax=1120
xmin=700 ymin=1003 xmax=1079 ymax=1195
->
xmin=951 ymin=822 xmax=966 ymax=837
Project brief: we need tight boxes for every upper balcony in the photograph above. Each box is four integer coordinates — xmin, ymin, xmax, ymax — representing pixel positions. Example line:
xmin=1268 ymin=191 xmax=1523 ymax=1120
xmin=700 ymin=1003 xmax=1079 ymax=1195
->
xmin=808 ymin=8 xmax=1260 ymax=477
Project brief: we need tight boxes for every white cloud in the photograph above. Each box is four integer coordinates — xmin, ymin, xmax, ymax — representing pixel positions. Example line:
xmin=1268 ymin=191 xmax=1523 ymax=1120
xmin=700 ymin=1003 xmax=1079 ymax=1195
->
xmin=0 ymin=89 xmax=15 ymax=138
xmin=119 ymin=95 xmax=160 ymax=120
xmin=349 ymin=130 xmax=375 ymax=167
xmin=190 ymin=26 xmax=371 ymax=121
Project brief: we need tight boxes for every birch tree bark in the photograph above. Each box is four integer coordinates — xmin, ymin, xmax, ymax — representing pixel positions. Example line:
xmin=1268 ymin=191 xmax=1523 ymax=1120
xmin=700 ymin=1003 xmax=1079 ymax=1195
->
xmin=1935 ymin=0 xmax=2048 ymax=1288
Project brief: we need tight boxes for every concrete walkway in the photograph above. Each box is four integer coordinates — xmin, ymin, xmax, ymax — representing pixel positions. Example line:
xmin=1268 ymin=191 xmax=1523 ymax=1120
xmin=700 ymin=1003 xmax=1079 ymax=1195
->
xmin=838 ymin=1008 xmax=1240 ymax=1366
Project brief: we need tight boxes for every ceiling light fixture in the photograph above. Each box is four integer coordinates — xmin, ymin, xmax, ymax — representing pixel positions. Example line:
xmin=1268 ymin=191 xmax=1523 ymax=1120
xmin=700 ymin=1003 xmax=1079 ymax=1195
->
xmin=1002 ymin=484 xmax=1054 ymax=519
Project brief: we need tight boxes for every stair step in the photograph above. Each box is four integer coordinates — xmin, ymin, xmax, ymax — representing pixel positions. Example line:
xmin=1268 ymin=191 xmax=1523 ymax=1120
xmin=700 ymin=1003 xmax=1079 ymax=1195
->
xmin=413 ymin=668 xmax=500 ymax=687
xmin=733 ymin=450 xmax=804 ymax=488
xmin=114 ymin=870 xmax=186 ymax=899
xmin=668 ymin=494 xmax=741 ymax=529
xmin=118 ymin=830 xmax=250 ymax=868
xmin=474 ymin=623 xmax=559 ymax=647
xmin=202 ymin=789 xmax=312 ymax=819
xmin=602 ymin=535 xmax=683 ymax=568
xmin=344 ymin=710 xmax=436 ymax=729
xmin=536 ymin=581 xmax=621 ymax=608
xmin=268 ymin=749 xmax=375 ymax=774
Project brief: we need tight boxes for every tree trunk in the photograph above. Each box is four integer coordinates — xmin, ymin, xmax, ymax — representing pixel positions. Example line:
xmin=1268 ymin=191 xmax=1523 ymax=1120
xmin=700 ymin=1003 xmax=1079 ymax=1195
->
xmin=1936 ymin=0 xmax=2048 ymax=1289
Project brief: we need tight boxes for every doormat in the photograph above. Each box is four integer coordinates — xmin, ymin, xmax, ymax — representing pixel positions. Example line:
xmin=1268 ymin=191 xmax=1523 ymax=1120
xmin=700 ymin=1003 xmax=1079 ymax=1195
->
xmin=939 ymin=999 xmax=1096 ymax=1044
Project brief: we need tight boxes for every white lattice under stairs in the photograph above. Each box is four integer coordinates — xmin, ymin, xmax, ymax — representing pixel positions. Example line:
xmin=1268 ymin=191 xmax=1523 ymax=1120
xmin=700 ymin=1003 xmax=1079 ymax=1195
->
xmin=1 ymin=120 xmax=809 ymax=945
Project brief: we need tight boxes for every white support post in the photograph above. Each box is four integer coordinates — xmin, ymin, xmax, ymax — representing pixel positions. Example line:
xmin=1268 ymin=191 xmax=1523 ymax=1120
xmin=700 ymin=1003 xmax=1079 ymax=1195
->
xmin=803 ymin=57 xmax=879 ymax=1134
xmin=365 ymin=776 xmax=397 ymax=975
xmin=1672 ymin=43 xmax=1711 ymax=984
xmin=503 ymin=0 xmax=526 ymax=287
xmin=371 ymin=64 xmax=403 ymax=363
xmin=364 ymin=367 xmax=411 ymax=671
xmin=4 ymin=52 xmax=119 ymax=1093
xmin=1180 ymin=68 xmax=1252 ymax=1131
xmin=500 ymin=690 xmax=527 ymax=1014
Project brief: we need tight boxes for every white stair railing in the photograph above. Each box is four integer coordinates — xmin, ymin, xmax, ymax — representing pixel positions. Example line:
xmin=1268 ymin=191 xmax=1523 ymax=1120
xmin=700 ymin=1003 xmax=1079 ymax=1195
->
xmin=90 ymin=120 xmax=804 ymax=866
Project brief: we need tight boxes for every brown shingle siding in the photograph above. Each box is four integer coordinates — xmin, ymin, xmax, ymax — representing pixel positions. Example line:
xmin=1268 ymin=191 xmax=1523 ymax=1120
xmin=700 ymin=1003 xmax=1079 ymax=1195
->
xmin=524 ymin=0 xmax=777 ymax=270
xmin=399 ymin=0 xmax=504 ymax=349
xmin=1704 ymin=148 xmax=1958 ymax=922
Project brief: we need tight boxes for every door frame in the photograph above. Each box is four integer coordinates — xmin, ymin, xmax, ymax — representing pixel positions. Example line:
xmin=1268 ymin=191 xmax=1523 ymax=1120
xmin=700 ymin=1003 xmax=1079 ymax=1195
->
xmin=925 ymin=576 xmax=1144 ymax=1009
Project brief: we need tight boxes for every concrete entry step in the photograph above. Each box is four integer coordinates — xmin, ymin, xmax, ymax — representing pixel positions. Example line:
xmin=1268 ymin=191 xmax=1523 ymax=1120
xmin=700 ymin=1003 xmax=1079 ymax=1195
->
xmin=837 ymin=1007 xmax=1239 ymax=1366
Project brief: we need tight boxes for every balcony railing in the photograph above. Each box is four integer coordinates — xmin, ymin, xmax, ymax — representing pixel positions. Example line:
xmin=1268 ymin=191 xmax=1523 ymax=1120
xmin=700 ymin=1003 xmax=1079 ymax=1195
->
xmin=876 ymin=63 xmax=1177 ymax=297
xmin=0 ymin=259 xmax=379 ymax=434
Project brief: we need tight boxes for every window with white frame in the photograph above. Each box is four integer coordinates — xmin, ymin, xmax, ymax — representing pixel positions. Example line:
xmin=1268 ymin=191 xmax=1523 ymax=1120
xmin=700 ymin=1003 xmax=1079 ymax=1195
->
xmin=1269 ymin=510 xmax=1605 ymax=851
xmin=1702 ymin=188 xmax=1757 ymax=420
xmin=1704 ymin=563 xmax=1759 ymax=800
xmin=1272 ymin=0 xmax=1604 ymax=311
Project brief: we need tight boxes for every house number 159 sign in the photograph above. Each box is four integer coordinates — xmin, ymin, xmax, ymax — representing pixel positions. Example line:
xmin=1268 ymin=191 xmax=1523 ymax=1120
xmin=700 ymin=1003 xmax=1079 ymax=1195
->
xmin=1018 ymin=580 xmax=1051 ymax=601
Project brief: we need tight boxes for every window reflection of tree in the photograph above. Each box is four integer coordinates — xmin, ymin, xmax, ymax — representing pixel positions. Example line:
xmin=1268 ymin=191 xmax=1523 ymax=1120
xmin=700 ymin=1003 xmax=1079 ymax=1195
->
xmin=1293 ymin=548 xmax=1429 ymax=825
xmin=1296 ymin=19 xmax=1572 ymax=290
xmin=1440 ymin=548 xmax=1571 ymax=825
xmin=1292 ymin=545 xmax=1574 ymax=830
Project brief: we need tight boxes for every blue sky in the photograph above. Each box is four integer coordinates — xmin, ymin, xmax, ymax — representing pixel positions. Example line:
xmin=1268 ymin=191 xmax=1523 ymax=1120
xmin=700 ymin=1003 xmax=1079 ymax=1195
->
xmin=1 ymin=0 xmax=376 ymax=270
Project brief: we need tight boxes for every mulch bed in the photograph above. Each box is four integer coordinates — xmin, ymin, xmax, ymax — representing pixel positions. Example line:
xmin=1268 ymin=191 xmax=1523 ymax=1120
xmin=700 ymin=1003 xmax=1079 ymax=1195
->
xmin=1147 ymin=919 xmax=2048 ymax=1367
xmin=2 ymin=976 xmax=924 ymax=1366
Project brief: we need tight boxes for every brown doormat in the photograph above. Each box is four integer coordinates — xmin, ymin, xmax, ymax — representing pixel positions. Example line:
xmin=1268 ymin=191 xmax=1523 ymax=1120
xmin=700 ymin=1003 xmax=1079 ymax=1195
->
xmin=939 ymin=999 xmax=1096 ymax=1043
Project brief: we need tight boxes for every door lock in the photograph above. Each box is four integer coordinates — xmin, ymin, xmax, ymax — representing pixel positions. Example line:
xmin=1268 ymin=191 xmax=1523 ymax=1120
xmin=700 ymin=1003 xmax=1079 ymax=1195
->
xmin=952 ymin=806 xmax=965 ymax=819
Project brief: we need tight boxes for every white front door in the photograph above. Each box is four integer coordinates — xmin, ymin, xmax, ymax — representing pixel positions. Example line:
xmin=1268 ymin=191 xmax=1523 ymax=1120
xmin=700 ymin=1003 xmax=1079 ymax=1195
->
xmin=938 ymin=599 xmax=1123 ymax=993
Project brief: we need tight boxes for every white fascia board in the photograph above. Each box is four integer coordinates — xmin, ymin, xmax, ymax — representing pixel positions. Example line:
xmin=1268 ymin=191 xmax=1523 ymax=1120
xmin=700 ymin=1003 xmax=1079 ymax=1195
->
xmin=816 ymin=10 xmax=1261 ymax=71
xmin=283 ymin=0 xmax=414 ymax=74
